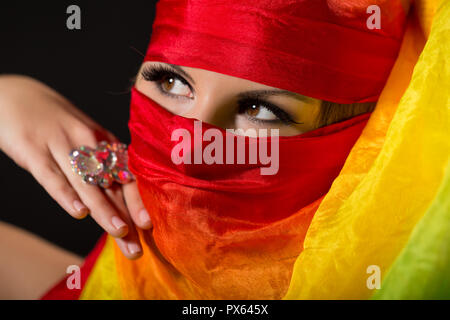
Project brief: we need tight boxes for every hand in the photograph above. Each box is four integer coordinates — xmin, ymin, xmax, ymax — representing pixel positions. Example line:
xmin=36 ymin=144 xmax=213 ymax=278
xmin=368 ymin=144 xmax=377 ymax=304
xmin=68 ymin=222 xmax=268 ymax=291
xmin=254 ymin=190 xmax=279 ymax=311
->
xmin=0 ymin=75 xmax=152 ymax=259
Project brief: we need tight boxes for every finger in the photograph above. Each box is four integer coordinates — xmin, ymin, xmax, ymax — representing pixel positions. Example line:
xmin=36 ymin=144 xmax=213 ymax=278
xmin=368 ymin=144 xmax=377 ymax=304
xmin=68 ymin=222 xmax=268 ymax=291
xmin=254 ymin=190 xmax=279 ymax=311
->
xmin=114 ymin=237 xmax=143 ymax=260
xmin=103 ymin=129 xmax=120 ymax=144
xmin=67 ymin=113 xmax=118 ymax=145
xmin=54 ymin=94 xmax=102 ymax=130
xmin=104 ymin=185 xmax=143 ymax=259
xmin=92 ymin=128 xmax=120 ymax=144
xmin=48 ymin=131 xmax=129 ymax=238
xmin=27 ymin=145 xmax=90 ymax=220
xmin=123 ymin=181 xmax=152 ymax=230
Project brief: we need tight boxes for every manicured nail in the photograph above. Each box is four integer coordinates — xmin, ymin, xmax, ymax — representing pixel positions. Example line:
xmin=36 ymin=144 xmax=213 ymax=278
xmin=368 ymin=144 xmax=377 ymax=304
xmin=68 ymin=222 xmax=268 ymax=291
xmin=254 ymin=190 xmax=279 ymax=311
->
xmin=73 ymin=200 xmax=89 ymax=216
xmin=111 ymin=216 xmax=127 ymax=230
xmin=139 ymin=209 xmax=151 ymax=225
xmin=128 ymin=242 xmax=142 ymax=255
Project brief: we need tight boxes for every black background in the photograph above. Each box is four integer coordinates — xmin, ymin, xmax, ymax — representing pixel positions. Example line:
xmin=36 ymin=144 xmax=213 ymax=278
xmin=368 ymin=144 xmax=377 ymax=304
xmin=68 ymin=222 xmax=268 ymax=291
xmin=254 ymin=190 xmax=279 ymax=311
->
xmin=0 ymin=1 xmax=157 ymax=256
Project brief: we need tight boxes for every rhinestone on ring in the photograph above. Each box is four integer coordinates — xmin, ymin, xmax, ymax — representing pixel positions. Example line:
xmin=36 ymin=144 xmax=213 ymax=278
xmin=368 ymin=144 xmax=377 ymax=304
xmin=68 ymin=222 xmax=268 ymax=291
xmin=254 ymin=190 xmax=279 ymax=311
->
xmin=69 ymin=141 xmax=134 ymax=188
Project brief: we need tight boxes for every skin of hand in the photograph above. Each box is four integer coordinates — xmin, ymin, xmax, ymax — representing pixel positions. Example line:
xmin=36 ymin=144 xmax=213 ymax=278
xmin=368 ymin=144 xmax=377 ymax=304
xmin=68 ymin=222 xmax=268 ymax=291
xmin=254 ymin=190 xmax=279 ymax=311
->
xmin=0 ymin=74 xmax=152 ymax=260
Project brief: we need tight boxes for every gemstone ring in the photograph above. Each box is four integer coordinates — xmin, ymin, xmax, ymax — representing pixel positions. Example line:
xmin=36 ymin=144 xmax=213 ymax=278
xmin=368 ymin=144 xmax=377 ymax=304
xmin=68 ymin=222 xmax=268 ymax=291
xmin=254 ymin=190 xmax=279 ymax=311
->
xmin=69 ymin=141 xmax=134 ymax=188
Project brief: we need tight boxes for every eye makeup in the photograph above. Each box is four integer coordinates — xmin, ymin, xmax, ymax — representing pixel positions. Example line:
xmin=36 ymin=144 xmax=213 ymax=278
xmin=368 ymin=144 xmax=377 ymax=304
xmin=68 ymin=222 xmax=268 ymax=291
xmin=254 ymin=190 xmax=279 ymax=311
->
xmin=237 ymin=97 xmax=302 ymax=125
xmin=141 ymin=63 xmax=302 ymax=125
xmin=141 ymin=64 xmax=194 ymax=99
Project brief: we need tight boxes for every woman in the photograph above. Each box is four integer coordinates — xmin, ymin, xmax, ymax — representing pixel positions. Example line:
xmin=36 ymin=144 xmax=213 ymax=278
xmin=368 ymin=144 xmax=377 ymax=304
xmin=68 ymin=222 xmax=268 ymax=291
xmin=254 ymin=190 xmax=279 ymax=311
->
xmin=1 ymin=0 xmax=449 ymax=299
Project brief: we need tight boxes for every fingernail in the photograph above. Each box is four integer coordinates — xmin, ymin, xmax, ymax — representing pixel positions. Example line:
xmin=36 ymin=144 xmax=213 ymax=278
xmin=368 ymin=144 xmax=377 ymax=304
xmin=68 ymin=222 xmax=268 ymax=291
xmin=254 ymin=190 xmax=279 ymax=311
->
xmin=73 ymin=200 xmax=89 ymax=216
xmin=139 ymin=209 xmax=151 ymax=225
xmin=111 ymin=216 xmax=127 ymax=230
xmin=128 ymin=242 xmax=142 ymax=255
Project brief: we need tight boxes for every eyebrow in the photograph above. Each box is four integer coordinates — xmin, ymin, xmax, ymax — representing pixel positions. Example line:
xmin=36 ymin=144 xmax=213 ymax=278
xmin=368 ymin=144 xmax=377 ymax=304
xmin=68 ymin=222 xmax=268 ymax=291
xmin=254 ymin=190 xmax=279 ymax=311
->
xmin=167 ymin=64 xmax=196 ymax=85
xmin=237 ymin=89 xmax=311 ymax=102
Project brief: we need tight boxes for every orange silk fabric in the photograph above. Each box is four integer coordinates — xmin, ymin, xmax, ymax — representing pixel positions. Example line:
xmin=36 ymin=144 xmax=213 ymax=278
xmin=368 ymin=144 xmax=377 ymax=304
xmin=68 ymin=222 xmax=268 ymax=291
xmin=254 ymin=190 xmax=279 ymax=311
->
xmin=113 ymin=196 xmax=321 ymax=299
xmin=112 ymin=87 xmax=370 ymax=300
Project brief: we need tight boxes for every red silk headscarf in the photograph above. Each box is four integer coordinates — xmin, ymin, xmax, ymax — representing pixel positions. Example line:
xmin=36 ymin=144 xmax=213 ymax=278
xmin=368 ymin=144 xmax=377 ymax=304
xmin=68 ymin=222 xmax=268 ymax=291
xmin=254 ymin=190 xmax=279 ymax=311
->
xmin=115 ymin=88 xmax=371 ymax=299
xmin=145 ymin=0 xmax=407 ymax=103
xmin=114 ymin=0 xmax=407 ymax=299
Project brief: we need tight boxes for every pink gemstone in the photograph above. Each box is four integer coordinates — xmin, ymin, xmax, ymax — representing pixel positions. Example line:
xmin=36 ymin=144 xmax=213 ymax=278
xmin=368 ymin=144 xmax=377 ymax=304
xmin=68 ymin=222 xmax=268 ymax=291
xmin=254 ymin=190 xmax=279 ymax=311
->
xmin=69 ymin=141 xmax=132 ymax=188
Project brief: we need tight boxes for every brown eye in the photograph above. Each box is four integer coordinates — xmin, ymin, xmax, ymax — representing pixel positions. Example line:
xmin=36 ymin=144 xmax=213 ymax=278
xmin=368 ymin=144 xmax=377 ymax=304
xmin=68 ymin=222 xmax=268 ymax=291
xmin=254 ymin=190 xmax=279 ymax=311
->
xmin=246 ymin=104 xmax=260 ymax=117
xmin=161 ymin=76 xmax=175 ymax=91
xmin=141 ymin=65 xmax=194 ymax=99
xmin=243 ymin=103 xmax=277 ymax=121
xmin=158 ymin=75 xmax=193 ymax=98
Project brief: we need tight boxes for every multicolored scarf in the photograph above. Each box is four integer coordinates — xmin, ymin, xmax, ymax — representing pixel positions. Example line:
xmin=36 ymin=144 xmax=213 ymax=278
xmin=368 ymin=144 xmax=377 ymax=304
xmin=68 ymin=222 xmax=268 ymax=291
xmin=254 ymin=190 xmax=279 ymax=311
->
xmin=41 ymin=0 xmax=450 ymax=300
xmin=114 ymin=86 xmax=371 ymax=299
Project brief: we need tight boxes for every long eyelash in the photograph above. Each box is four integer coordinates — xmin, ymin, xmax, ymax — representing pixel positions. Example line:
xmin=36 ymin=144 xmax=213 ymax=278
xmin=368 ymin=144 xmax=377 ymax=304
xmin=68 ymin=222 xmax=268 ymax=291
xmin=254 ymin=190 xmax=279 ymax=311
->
xmin=141 ymin=64 xmax=194 ymax=98
xmin=143 ymin=66 xmax=300 ymax=125
xmin=238 ymin=98 xmax=302 ymax=125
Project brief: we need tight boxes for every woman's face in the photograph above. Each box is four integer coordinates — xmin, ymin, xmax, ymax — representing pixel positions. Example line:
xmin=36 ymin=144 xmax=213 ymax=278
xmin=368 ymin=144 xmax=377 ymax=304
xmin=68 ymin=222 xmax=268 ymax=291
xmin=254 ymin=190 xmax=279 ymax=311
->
xmin=135 ymin=61 xmax=322 ymax=136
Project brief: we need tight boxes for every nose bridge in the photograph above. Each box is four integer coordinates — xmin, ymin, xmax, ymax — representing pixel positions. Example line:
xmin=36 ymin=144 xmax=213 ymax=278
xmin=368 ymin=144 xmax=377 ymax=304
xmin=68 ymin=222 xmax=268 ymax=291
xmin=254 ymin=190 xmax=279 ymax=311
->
xmin=183 ymin=84 xmax=233 ymax=128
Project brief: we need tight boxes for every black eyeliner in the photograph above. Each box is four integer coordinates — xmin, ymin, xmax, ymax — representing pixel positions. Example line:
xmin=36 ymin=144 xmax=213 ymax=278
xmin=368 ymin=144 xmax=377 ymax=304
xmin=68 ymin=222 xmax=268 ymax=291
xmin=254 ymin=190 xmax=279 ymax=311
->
xmin=141 ymin=64 xmax=195 ymax=96
xmin=142 ymin=65 xmax=301 ymax=125
xmin=238 ymin=97 xmax=302 ymax=125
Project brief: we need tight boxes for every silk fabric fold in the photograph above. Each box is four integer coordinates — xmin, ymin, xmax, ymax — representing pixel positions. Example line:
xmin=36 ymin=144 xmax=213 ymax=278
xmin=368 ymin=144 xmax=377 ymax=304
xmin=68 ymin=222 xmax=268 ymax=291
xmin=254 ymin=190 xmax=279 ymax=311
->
xmin=284 ymin=0 xmax=450 ymax=299
xmin=40 ymin=0 xmax=449 ymax=300
xmin=110 ymin=88 xmax=370 ymax=299
xmin=145 ymin=0 xmax=408 ymax=103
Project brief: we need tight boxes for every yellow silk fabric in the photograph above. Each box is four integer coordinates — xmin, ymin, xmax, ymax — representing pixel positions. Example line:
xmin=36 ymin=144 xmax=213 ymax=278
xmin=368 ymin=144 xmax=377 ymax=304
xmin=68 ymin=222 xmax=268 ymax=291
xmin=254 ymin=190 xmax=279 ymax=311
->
xmin=79 ymin=235 xmax=122 ymax=300
xmin=283 ymin=0 xmax=449 ymax=300
xmin=80 ymin=0 xmax=448 ymax=300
